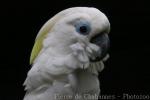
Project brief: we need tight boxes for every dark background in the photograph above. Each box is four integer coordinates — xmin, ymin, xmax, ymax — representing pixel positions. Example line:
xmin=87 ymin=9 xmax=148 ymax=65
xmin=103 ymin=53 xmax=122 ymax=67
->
xmin=0 ymin=0 xmax=150 ymax=100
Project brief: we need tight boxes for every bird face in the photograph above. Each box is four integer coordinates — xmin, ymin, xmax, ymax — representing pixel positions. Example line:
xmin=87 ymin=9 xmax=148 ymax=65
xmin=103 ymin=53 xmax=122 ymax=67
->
xmin=50 ymin=7 xmax=110 ymax=63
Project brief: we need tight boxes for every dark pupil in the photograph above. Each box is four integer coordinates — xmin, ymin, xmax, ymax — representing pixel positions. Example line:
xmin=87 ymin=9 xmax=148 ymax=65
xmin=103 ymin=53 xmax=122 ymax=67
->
xmin=80 ymin=26 xmax=87 ymax=33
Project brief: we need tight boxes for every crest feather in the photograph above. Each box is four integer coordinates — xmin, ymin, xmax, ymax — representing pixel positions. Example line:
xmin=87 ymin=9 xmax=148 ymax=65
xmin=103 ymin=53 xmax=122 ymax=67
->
xmin=30 ymin=15 xmax=61 ymax=64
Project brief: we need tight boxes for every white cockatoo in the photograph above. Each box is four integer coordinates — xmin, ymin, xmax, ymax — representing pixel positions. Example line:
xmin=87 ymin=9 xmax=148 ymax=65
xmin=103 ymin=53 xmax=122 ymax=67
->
xmin=23 ymin=7 xmax=110 ymax=100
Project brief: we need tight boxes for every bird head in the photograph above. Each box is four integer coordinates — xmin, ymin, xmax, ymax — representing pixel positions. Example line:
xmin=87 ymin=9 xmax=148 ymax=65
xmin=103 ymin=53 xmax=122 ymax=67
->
xmin=30 ymin=7 xmax=110 ymax=65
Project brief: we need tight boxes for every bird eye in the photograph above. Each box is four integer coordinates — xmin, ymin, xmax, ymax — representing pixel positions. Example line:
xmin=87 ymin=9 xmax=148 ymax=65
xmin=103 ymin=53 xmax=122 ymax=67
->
xmin=75 ymin=20 xmax=91 ymax=35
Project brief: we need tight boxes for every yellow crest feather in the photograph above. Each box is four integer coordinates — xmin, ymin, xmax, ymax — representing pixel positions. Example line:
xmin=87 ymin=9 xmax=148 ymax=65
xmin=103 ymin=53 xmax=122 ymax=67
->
xmin=30 ymin=8 xmax=74 ymax=64
xmin=30 ymin=15 xmax=61 ymax=64
xmin=30 ymin=32 xmax=47 ymax=64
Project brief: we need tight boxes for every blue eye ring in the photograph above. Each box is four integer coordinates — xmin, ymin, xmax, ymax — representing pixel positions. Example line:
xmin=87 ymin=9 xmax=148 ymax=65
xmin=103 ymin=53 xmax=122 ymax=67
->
xmin=75 ymin=20 xmax=91 ymax=35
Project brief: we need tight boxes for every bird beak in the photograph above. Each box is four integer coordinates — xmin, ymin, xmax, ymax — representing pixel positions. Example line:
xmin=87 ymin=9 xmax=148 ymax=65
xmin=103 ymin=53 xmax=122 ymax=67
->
xmin=90 ymin=33 xmax=110 ymax=62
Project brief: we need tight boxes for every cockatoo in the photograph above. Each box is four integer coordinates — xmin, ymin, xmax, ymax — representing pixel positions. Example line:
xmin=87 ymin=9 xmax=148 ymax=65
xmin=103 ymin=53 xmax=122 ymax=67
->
xmin=23 ymin=7 xmax=110 ymax=100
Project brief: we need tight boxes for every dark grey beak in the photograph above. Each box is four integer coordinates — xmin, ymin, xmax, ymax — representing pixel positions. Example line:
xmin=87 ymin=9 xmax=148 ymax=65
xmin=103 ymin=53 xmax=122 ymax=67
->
xmin=90 ymin=33 xmax=109 ymax=62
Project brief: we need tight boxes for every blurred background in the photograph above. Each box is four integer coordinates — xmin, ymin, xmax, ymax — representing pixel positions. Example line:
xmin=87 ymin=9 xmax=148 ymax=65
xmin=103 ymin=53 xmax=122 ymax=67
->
xmin=0 ymin=0 xmax=150 ymax=100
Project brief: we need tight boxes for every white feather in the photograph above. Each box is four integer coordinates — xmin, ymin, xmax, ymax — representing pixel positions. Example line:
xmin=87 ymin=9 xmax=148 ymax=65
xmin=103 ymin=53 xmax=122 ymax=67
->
xmin=24 ymin=7 xmax=110 ymax=100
